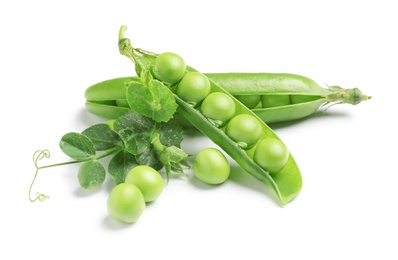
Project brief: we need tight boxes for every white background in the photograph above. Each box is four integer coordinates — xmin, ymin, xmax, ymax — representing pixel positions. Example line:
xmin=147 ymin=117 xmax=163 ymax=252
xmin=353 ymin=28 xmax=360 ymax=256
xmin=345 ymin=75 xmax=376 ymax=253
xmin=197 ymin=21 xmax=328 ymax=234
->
xmin=1 ymin=0 xmax=397 ymax=259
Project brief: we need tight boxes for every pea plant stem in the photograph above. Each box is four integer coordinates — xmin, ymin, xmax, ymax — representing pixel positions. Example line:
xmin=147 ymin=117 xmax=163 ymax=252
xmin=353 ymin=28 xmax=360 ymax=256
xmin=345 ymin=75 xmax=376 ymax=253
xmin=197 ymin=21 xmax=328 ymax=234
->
xmin=151 ymin=133 xmax=165 ymax=153
xmin=118 ymin=25 xmax=146 ymax=71
xmin=38 ymin=147 xmax=121 ymax=169
xmin=29 ymin=147 xmax=121 ymax=203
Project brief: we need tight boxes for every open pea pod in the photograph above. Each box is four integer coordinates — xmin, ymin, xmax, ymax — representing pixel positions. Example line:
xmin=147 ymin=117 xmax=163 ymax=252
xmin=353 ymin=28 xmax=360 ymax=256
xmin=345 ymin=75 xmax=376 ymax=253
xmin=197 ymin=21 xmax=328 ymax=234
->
xmin=175 ymin=70 xmax=302 ymax=204
xmin=110 ymin=26 xmax=302 ymax=205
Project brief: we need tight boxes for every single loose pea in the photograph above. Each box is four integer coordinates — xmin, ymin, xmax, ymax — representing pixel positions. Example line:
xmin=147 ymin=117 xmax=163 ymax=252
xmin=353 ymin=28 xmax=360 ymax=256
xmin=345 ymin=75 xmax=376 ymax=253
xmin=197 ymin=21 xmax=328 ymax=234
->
xmin=262 ymin=95 xmax=290 ymax=108
xmin=225 ymin=114 xmax=262 ymax=149
xmin=193 ymin=148 xmax=230 ymax=185
xmin=235 ymin=95 xmax=261 ymax=109
xmin=200 ymin=92 xmax=236 ymax=124
xmin=154 ymin=52 xmax=186 ymax=84
xmin=176 ymin=72 xmax=211 ymax=104
xmin=253 ymin=138 xmax=289 ymax=173
xmin=125 ymin=165 xmax=164 ymax=203
xmin=107 ymin=183 xmax=146 ymax=223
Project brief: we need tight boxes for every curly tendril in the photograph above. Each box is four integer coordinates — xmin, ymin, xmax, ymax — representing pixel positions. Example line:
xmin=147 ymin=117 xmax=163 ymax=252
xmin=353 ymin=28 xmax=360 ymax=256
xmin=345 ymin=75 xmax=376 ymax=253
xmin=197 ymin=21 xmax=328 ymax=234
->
xmin=29 ymin=149 xmax=51 ymax=202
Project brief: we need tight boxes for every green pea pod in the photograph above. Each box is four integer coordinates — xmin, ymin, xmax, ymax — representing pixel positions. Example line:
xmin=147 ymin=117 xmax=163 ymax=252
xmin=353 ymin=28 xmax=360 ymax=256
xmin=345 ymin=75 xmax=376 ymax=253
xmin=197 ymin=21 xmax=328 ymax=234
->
xmin=174 ymin=76 xmax=302 ymax=205
xmin=112 ymin=26 xmax=302 ymax=205
xmin=84 ymin=73 xmax=370 ymax=124
xmin=206 ymin=73 xmax=371 ymax=123
xmin=84 ymin=76 xmax=134 ymax=101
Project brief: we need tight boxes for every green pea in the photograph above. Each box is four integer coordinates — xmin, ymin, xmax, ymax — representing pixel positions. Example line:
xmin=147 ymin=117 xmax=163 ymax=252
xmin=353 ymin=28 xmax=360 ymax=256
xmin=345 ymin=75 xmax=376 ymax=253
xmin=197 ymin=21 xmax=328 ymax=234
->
xmin=125 ymin=165 xmax=164 ymax=203
xmin=253 ymin=138 xmax=289 ymax=173
xmin=154 ymin=52 xmax=186 ymax=85
xmin=115 ymin=99 xmax=129 ymax=108
xmin=193 ymin=148 xmax=230 ymax=185
xmin=261 ymin=95 xmax=291 ymax=108
xmin=225 ymin=114 xmax=262 ymax=149
xmin=176 ymin=72 xmax=211 ymax=104
xmin=200 ymin=92 xmax=236 ymax=124
xmin=107 ymin=183 xmax=146 ymax=223
xmin=290 ymin=95 xmax=321 ymax=104
xmin=235 ymin=95 xmax=261 ymax=109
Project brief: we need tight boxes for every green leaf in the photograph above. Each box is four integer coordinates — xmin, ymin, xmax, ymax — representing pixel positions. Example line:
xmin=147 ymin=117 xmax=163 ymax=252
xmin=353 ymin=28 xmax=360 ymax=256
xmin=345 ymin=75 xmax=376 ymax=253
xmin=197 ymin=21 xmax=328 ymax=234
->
xmin=77 ymin=160 xmax=105 ymax=189
xmin=160 ymin=146 xmax=189 ymax=165
xmin=159 ymin=121 xmax=184 ymax=147
xmin=59 ymin=132 xmax=96 ymax=161
xmin=81 ymin=123 xmax=121 ymax=151
xmin=108 ymin=150 xmax=138 ymax=185
xmin=159 ymin=145 xmax=189 ymax=180
xmin=170 ymin=162 xmax=185 ymax=175
xmin=135 ymin=145 xmax=163 ymax=171
xmin=126 ymin=77 xmax=178 ymax=122
xmin=141 ymin=68 xmax=154 ymax=85
xmin=114 ymin=111 xmax=155 ymax=155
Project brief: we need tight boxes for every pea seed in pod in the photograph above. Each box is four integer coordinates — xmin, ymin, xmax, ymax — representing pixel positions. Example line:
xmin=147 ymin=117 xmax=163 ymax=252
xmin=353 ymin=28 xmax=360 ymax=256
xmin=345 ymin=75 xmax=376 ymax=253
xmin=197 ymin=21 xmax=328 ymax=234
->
xmin=176 ymin=72 xmax=211 ymax=105
xmin=226 ymin=114 xmax=262 ymax=149
xmin=290 ymin=95 xmax=320 ymax=104
xmin=262 ymin=95 xmax=290 ymax=108
xmin=125 ymin=165 xmax=164 ymax=203
xmin=193 ymin=148 xmax=230 ymax=185
xmin=200 ymin=92 xmax=236 ymax=125
xmin=154 ymin=52 xmax=186 ymax=85
xmin=235 ymin=95 xmax=261 ymax=109
xmin=107 ymin=183 xmax=146 ymax=223
xmin=253 ymin=138 xmax=289 ymax=173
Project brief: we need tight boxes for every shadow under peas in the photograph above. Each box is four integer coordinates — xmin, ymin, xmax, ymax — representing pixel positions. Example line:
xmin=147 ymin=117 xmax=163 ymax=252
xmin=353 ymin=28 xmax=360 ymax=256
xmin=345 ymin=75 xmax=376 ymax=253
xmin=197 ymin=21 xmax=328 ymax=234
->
xmin=228 ymin=164 xmax=279 ymax=204
xmin=74 ymin=184 xmax=103 ymax=197
xmin=102 ymin=215 xmax=134 ymax=230
xmin=78 ymin=108 xmax=107 ymax=126
xmin=267 ymin=109 xmax=351 ymax=129
xmin=189 ymin=174 xmax=221 ymax=190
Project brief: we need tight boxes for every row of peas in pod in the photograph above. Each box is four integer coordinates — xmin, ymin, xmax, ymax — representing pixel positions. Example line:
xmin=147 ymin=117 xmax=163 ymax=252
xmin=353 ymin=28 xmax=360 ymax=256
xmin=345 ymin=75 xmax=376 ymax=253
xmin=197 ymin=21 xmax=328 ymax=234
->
xmin=236 ymin=93 xmax=319 ymax=109
xmin=154 ymin=52 xmax=290 ymax=180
